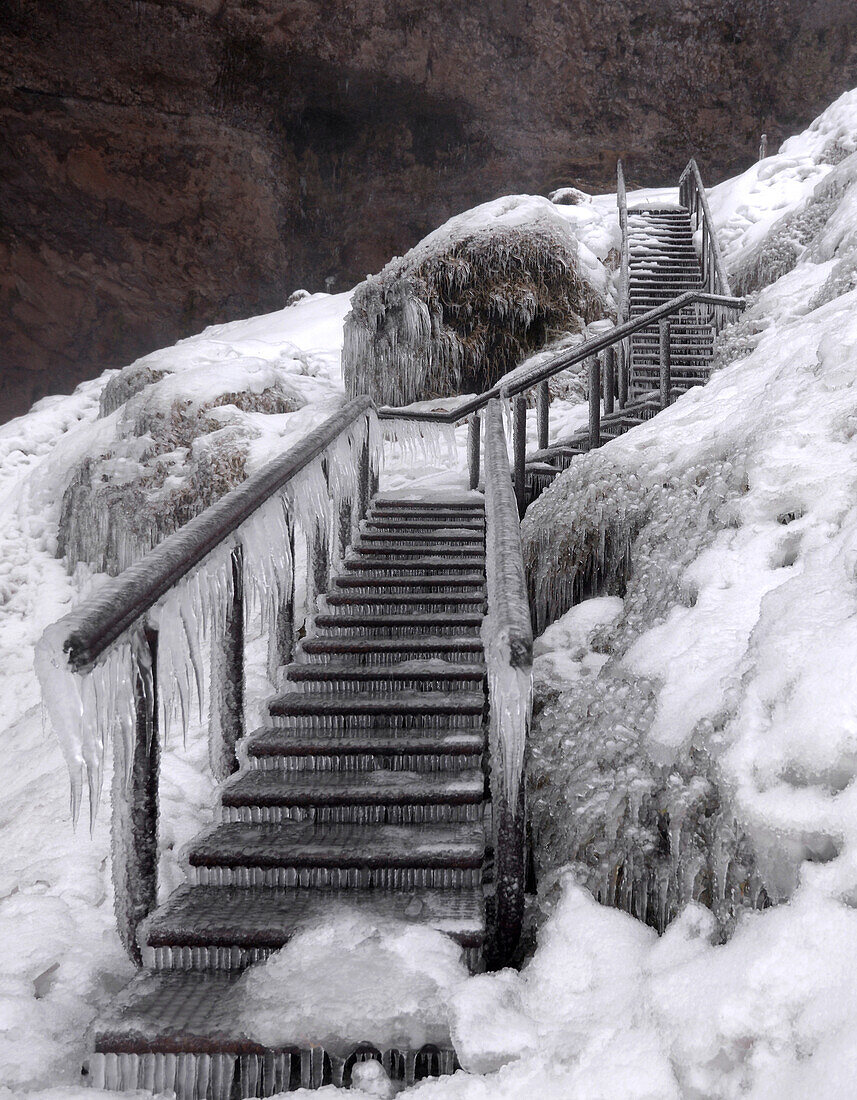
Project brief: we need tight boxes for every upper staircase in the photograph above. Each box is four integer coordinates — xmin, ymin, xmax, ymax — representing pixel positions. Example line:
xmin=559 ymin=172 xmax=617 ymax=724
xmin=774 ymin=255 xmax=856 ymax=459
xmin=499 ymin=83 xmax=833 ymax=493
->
xmin=627 ymin=207 xmax=713 ymax=395
xmin=521 ymin=161 xmax=739 ymax=504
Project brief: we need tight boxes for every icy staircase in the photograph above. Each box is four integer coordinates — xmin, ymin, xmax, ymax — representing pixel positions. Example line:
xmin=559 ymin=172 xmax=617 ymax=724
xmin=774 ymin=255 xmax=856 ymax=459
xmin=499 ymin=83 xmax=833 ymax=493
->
xmin=627 ymin=207 xmax=713 ymax=395
xmin=89 ymin=495 xmax=488 ymax=1097
xmin=524 ymin=204 xmax=717 ymax=501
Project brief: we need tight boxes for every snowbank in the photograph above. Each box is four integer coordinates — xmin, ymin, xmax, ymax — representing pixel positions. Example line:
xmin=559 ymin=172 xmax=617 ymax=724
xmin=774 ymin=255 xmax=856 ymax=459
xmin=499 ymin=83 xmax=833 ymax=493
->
xmin=59 ymin=293 xmax=352 ymax=575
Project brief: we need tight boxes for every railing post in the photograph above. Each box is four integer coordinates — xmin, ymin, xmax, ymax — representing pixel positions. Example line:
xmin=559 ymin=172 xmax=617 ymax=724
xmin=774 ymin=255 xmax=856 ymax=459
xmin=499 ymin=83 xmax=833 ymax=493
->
xmin=112 ymin=626 xmax=159 ymax=965
xmin=210 ymin=546 xmax=244 ymax=780
xmin=588 ymin=356 xmax=601 ymax=449
xmin=513 ymin=395 xmax=527 ymax=517
xmin=493 ymin=783 xmax=526 ymax=966
xmin=659 ymin=319 xmax=672 ymax=409
xmin=468 ymin=413 xmax=481 ymax=490
xmin=603 ymin=347 xmax=615 ymax=416
xmin=357 ymin=419 xmax=371 ymax=521
xmin=618 ymin=341 xmax=629 ymax=409
xmin=536 ymin=380 xmax=549 ymax=450
xmin=269 ymin=520 xmax=296 ymax=681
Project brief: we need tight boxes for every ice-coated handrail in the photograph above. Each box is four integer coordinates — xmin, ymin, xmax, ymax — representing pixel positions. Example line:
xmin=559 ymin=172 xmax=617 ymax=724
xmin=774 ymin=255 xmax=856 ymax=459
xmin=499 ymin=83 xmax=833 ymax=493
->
xmin=617 ymin=159 xmax=630 ymax=326
xmin=378 ymin=290 xmax=744 ymax=424
xmin=53 ymin=395 xmax=373 ymax=672
xmin=481 ymin=398 xmax=533 ymax=958
xmin=678 ymin=158 xmax=733 ymax=298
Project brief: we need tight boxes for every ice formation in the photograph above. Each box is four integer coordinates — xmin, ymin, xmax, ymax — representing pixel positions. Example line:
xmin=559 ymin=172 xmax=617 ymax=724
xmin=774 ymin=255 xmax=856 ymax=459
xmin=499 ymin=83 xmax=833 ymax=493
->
xmin=343 ymin=195 xmax=611 ymax=407
xmin=35 ymin=408 xmax=381 ymax=825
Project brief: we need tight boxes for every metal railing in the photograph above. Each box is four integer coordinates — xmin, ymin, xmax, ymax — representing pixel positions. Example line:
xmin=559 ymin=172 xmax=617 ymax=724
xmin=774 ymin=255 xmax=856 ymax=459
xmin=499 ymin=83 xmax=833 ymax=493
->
xmin=679 ymin=158 xmax=734 ymax=302
xmin=35 ymin=397 xmax=379 ymax=960
xmin=616 ymin=159 xmax=631 ymax=401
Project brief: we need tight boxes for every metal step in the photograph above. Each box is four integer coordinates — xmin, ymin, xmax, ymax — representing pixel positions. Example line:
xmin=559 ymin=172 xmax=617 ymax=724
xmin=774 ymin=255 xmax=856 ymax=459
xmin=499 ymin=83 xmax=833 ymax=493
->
xmin=270 ymin=689 xmax=485 ymax=719
xmin=187 ymin=821 xmax=486 ymax=888
xmin=299 ymin=635 xmax=483 ymax=662
xmin=312 ymin=611 xmax=483 ymax=635
xmin=358 ymin=530 xmax=484 ymax=544
xmin=219 ymin=767 xmax=485 ymax=823
xmin=284 ymin=660 xmax=486 ymax=691
xmin=325 ymin=591 xmax=486 ymax=610
xmin=91 ymin=971 xmax=457 ymax=1093
xmin=142 ymin=884 xmax=486 ymax=970
xmin=343 ymin=556 xmax=484 ymax=574
xmin=245 ymin=726 xmax=485 ymax=765
xmin=333 ymin=571 xmax=484 ymax=589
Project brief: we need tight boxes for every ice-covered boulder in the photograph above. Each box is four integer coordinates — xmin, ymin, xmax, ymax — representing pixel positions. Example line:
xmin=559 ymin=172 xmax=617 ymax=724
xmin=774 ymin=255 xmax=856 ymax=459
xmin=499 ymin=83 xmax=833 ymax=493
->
xmin=343 ymin=195 xmax=614 ymax=407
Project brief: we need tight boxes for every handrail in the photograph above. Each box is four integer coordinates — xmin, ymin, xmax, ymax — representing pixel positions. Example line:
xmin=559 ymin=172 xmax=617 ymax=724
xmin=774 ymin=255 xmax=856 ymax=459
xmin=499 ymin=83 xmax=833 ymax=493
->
xmin=378 ymin=290 xmax=744 ymax=424
xmin=51 ymin=396 xmax=373 ymax=673
xmin=36 ymin=393 xmax=378 ymax=960
xmin=678 ymin=158 xmax=733 ymax=298
xmin=617 ymin=159 xmax=630 ymax=326
xmin=481 ymin=398 xmax=533 ymax=960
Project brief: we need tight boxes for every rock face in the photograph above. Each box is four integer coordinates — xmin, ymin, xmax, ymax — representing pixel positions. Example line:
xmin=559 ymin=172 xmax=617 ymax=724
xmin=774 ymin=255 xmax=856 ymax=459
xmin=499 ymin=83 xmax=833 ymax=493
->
xmin=2 ymin=0 xmax=856 ymax=421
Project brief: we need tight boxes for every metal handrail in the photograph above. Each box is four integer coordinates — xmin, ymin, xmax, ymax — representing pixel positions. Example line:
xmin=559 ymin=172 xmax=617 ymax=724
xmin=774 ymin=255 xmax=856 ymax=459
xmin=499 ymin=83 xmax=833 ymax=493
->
xmin=378 ymin=290 xmax=744 ymax=424
xmin=617 ymin=159 xmax=630 ymax=326
xmin=54 ymin=396 xmax=374 ymax=672
xmin=678 ymin=158 xmax=733 ymax=298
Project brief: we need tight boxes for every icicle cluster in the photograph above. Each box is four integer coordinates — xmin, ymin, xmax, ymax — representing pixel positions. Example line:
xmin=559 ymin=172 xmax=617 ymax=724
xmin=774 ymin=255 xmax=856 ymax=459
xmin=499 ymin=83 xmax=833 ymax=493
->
xmin=524 ymin=452 xmax=771 ymax=935
xmin=381 ymin=418 xmax=459 ymax=470
xmin=36 ymin=411 xmax=382 ymax=822
xmin=481 ymin=400 xmax=533 ymax=810
xmin=522 ymin=451 xmax=647 ymax=635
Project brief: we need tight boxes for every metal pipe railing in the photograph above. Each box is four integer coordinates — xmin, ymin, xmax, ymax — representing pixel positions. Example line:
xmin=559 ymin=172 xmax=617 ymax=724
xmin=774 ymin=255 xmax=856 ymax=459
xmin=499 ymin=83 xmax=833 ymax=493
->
xmin=678 ymin=158 xmax=733 ymax=299
xmin=55 ymin=396 xmax=374 ymax=672
xmin=378 ymin=290 xmax=744 ymax=426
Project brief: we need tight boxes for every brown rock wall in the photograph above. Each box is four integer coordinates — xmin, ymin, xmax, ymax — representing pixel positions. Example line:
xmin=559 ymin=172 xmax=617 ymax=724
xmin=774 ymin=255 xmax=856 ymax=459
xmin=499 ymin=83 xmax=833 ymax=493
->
xmin=2 ymin=0 xmax=856 ymax=420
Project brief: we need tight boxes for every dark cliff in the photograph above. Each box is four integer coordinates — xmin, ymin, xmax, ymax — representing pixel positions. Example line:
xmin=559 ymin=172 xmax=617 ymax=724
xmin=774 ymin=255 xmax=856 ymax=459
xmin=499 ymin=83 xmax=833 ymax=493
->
xmin=2 ymin=0 xmax=856 ymax=421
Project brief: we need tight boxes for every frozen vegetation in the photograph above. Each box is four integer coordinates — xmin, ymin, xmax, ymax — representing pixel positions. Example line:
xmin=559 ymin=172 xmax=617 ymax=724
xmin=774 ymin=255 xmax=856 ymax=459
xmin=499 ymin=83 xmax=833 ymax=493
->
xmin=4 ymin=89 xmax=857 ymax=1098
xmin=343 ymin=195 xmax=615 ymax=407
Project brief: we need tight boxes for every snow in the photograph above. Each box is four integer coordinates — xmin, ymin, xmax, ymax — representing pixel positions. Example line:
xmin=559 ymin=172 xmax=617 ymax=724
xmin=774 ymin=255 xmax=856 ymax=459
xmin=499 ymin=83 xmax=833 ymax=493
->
xmin=237 ymin=910 xmax=468 ymax=1053
xmin=5 ymin=87 xmax=857 ymax=1098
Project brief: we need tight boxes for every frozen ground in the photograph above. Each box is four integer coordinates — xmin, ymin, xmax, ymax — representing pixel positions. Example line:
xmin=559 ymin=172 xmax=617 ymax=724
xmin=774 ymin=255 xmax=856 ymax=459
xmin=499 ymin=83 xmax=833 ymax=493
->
xmin=4 ymin=89 xmax=857 ymax=1098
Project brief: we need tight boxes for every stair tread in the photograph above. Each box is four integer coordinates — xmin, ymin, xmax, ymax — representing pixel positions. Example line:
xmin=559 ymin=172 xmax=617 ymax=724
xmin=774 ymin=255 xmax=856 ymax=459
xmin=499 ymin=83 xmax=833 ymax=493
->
xmin=221 ymin=768 xmax=485 ymax=806
xmin=270 ymin=690 xmax=486 ymax=715
xmin=247 ymin=727 xmax=485 ymax=756
xmin=94 ymin=971 xmax=453 ymax=1053
xmin=300 ymin=635 xmax=483 ymax=654
xmin=314 ymin=611 xmax=483 ymax=626
xmin=325 ymin=592 xmax=485 ymax=607
xmin=344 ymin=557 xmax=486 ymax=570
xmin=188 ymin=821 xmax=486 ymax=868
xmin=334 ymin=572 xmax=485 ymax=587
xmin=286 ymin=660 xmax=486 ymax=680
xmin=145 ymin=884 xmax=485 ymax=948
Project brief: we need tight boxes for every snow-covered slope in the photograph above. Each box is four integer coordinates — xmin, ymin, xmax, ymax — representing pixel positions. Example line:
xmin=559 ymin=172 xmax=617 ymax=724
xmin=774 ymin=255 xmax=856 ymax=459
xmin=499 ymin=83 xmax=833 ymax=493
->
xmin=6 ymin=90 xmax=857 ymax=1098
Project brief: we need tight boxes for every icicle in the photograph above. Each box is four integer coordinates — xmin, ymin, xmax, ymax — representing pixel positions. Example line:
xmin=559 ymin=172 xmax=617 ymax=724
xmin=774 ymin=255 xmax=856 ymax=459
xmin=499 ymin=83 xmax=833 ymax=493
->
xmin=34 ymin=627 xmax=135 ymax=824
xmin=37 ymin=411 xmax=377 ymax=820
xmin=381 ymin=418 xmax=459 ymax=471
